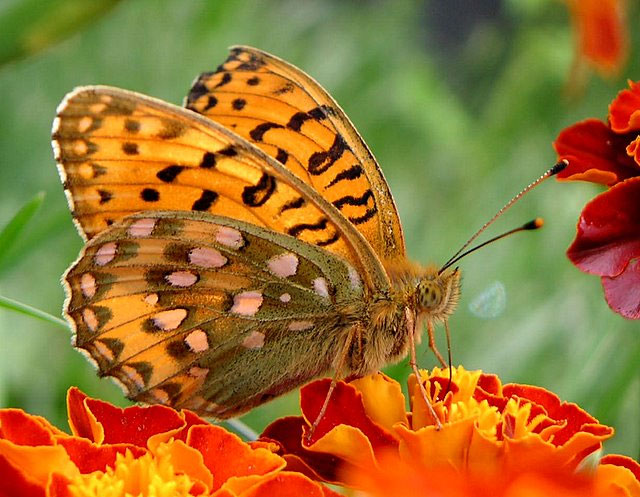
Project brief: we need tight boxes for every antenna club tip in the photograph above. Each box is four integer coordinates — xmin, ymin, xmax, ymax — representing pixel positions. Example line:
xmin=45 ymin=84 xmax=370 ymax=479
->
xmin=524 ymin=218 xmax=544 ymax=230
xmin=549 ymin=159 xmax=569 ymax=176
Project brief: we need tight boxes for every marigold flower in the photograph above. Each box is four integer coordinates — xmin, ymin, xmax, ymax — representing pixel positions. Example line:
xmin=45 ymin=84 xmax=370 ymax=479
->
xmin=260 ymin=367 xmax=639 ymax=496
xmin=554 ymin=80 xmax=640 ymax=319
xmin=0 ymin=387 xmax=339 ymax=497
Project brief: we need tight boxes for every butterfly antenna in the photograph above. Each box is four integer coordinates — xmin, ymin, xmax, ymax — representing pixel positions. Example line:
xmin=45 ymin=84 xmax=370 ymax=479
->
xmin=439 ymin=159 xmax=568 ymax=274
xmin=445 ymin=320 xmax=453 ymax=394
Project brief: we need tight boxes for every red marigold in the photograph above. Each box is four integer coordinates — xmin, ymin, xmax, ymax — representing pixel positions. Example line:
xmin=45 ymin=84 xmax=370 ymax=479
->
xmin=554 ymin=80 xmax=640 ymax=319
xmin=0 ymin=387 xmax=339 ymax=497
xmin=260 ymin=367 xmax=639 ymax=496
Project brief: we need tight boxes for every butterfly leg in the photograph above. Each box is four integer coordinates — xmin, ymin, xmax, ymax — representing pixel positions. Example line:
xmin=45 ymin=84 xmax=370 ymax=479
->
xmin=427 ymin=319 xmax=447 ymax=367
xmin=407 ymin=309 xmax=442 ymax=430
xmin=305 ymin=327 xmax=355 ymax=443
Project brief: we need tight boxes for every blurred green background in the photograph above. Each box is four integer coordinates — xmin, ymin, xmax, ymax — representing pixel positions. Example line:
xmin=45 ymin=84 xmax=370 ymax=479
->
xmin=0 ymin=0 xmax=637 ymax=458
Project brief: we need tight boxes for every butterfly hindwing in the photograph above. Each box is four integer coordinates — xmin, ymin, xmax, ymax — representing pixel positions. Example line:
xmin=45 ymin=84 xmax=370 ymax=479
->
xmin=185 ymin=46 xmax=406 ymax=262
xmin=64 ymin=210 xmax=364 ymax=417
xmin=53 ymin=85 xmax=390 ymax=291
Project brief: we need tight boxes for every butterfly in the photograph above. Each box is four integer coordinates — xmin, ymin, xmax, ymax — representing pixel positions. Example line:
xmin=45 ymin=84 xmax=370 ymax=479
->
xmin=52 ymin=46 xmax=461 ymax=419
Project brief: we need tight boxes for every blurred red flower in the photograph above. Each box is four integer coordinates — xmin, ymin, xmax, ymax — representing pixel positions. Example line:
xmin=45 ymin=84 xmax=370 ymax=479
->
xmin=554 ymin=80 xmax=640 ymax=319
xmin=565 ymin=0 xmax=628 ymax=79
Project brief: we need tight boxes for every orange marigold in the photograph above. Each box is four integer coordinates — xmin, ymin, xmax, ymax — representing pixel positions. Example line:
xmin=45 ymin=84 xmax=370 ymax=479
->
xmin=261 ymin=367 xmax=640 ymax=496
xmin=0 ymin=387 xmax=339 ymax=497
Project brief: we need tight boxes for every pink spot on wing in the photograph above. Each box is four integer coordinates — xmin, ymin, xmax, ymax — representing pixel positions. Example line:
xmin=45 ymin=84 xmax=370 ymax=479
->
xmin=242 ymin=330 xmax=265 ymax=349
xmin=189 ymin=247 xmax=227 ymax=268
xmin=152 ymin=308 xmax=188 ymax=331
xmin=128 ymin=218 xmax=156 ymax=237
xmin=185 ymin=329 xmax=209 ymax=353
xmin=268 ymin=252 xmax=299 ymax=278
xmin=82 ymin=308 xmax=98 ymax=332
xmin=312 ymin=277 xmax=329 ymax=298
xmin=95 ymin=242 xmax=117 ymax=266
xmin=216 ymin=226 xmax=244 ymax=249
xmin=80 ymin=273 xmax=96 ymax=298
xmin=230 ymin=291 xmax=263 ymax=316
xmin=279 ymin=293 xmax=291 ymax=303
xmin=166 ymin=270 xmax=198 ymax=287
xmin=288 ymin=321 xmax=314 ymax=331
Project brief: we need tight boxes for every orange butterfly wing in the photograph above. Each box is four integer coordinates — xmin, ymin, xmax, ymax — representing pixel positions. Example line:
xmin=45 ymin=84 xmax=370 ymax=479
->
xmin=185 ymin=46 xmax=406 ymax=262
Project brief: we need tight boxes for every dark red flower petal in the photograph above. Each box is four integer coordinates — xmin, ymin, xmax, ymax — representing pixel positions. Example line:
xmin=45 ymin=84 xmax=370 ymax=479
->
xmin=553 ymin=119 xmax=639 ymax=185
xmin=609 ymin=80 xmax=640 ymax=133
xmin=567 ymin=177 xmax=640 ymax=277
xmin=602 ymin=259 xmax=640 ymax=318
xmin=300 ymin=379 xmax=398 ymax=451
xmin=55 ymin=436 xmax=146 ymax=473
xmin=601 ymin=454 xmax=640 ymax=481
xmin=261 ymin=416 xmax=340 ymax=483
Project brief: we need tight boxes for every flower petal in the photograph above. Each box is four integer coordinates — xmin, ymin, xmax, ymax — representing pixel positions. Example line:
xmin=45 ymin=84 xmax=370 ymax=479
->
xmin=602 ymin=259 xmax=640 ymax=318
xmin=567 ymin=177 xmax=640 ymax=277
xmin=261 ymin=416 xmax=340 ymax=483
xmin=553 ymin=119 xmax=638 ymax=185
xmin=0 ymin=410 xmax=56 ymax=446
xmin=300 ymin=379 xmax=398 ymax=452
xmin=0 ymin=452 xmax=47 ymax=497
xmin=54 ymin=436 xmax=146 ymax=473
xmin=349 ymin=373 xmax=408 ymax=430
xmin=187 ymin=425 xmax=284 ymax=491
xmin=609 ymin=80 xmax=640 ymax=133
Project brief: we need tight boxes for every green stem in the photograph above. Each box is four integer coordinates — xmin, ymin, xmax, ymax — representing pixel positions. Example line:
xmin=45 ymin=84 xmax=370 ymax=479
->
xmin=0 ymin=294 xmax=68 ymax=329
xmin=223 ymin=418 xmax=259 ymax=441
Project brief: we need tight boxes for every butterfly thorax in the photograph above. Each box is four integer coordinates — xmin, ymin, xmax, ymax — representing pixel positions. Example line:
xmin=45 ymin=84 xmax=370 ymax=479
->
xmin=349 ymin=259 xmax=461 ymax=375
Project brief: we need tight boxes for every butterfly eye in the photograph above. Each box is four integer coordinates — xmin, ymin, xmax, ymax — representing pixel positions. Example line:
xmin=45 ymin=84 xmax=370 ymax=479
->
xmin=417 ymin=280 xmax=442 ymax=311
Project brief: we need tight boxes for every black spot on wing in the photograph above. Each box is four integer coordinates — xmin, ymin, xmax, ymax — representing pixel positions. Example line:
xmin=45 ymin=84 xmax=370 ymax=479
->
xmin=275 ymin=148 xmax=288 ymax=165
xmin=247 ymin=76 xmax=260 ymax=86
xmin=349 ymin=207 xmax=378 ymax=225
xmin=191 ymin=190 xmax=219 ymax=211
xmin=98 ymin=190 xmax=112 ymax=204
xmin=200 ymin=152 xmax=216 ymax=169
xmin=141 ymin=188 xmax=159 ymax=202
xmin=308 ymin=134 xmax=349 ymax=175
xmin=249 ymin=122 xmax=283 ymax=141
xmin=287 ymin=217 xmax=328 ymax=237
xmin=122 ymin=142 xmax=138 ymax=155
xmin=218 ymin=145 xmax=237 ymax=157
xmin=242 ymin=173 xmax=276 ymax=207
xmin=214 ymin=72 xmax=232 ymax=89
xmin=232 ymin=98 xmax=246 ymax=110
xmin=124 ymin=119 xmax=140 ymax=133
xmin=279 ymin=196 xmax=304 ymax=214
xmin=316 ymin=231 xmax=340 ymax=246
xmin=327 ymin=164 xmax=363 ymax=188
xmin=332 ymin=190 xmax=373 ymax=209
xmin=157 ymin=165 xmax=185 ymax=183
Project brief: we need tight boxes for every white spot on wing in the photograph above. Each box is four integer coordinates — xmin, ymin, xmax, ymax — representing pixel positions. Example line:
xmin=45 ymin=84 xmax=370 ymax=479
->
xmin=216 ymin=226 xmax=244 ymax=249
xmin=185 ymin=329 xmax=209 ymax=353
xmin=189 ymin=366 xmax=209 ymax=378
xmin=128 ymin=218 xmax=156 ymax=237
xmin=189 ymin=247 xmax=227 ymax=268
xmin=242 ymin=330 xmax=265 ymax=349
xmin=80 ymin=273 xmax=96 ymax=298
xmin=95 ymin=242 xmax=117 ymax=266
xmin=166 ymin=270 xmax=198 ymax=287
xmin=121 ymin=365 xmax=145 ymax=390
xmin=52 ymin=117 xmax=61 ymax=134
xmin=230 ymin=291 xmax=263 ymax=316
xmin=152 ymin=308 xmax=187 ymax=331
xmin=78 ymin=116 xmax=93 ymax=133
xmin=267 ymin=252 xmax=299 ymax=278
xmin=312 ymin=277 xmax=329 ymax=298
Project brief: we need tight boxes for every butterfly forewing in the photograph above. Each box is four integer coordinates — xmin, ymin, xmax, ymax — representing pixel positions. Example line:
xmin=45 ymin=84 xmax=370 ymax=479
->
xmin=64 ymin=210 xmax=364 ymax=417
xmin=185 ymin=46 xmax=406 ymax=262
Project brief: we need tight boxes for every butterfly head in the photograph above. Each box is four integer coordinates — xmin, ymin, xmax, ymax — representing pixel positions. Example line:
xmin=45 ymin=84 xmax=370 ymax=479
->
xmin=416 ymin=267 xmax=461 ymax=322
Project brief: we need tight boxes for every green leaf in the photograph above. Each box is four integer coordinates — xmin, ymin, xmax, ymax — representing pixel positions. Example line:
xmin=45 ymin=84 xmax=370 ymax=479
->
xmin=0 ymin=192 xmax=45 ymax=268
